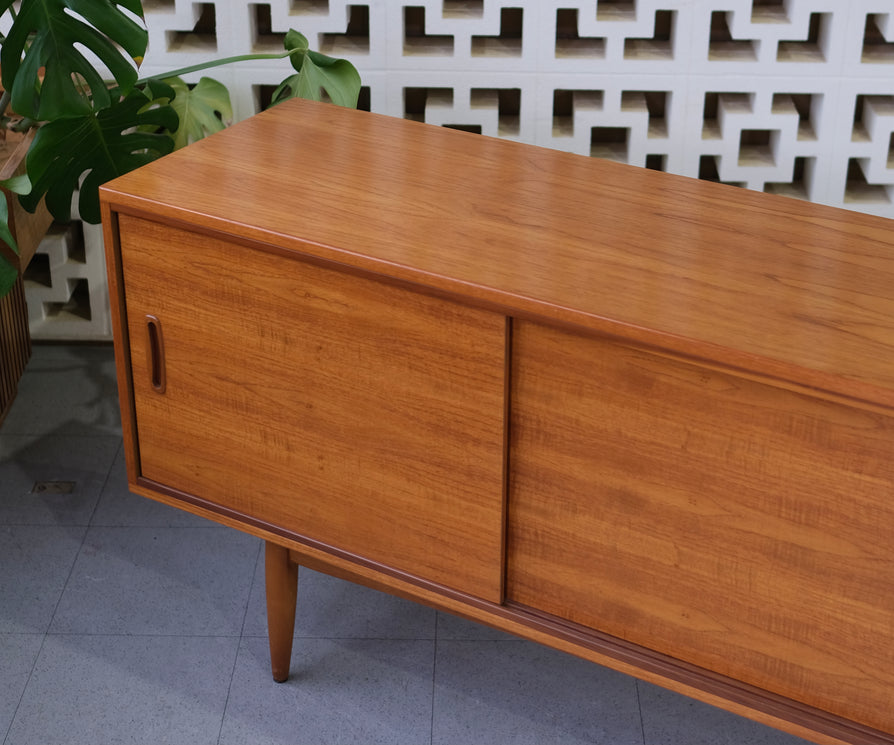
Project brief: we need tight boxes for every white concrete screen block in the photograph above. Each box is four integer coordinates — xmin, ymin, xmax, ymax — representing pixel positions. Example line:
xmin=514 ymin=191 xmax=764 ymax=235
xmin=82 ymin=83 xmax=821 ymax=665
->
xmin=27 ymin=1 xmax=894 ymax=339
xmin=133 ymin=0 xmax=894 ymax=214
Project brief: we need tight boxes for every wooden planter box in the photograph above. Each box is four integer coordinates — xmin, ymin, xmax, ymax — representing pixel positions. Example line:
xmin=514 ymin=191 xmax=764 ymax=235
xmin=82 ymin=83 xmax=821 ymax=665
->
xmin=0 ymin=130 xmax=53 ymax=426
xmin=0 ymin=271 xmax=30 ymax=424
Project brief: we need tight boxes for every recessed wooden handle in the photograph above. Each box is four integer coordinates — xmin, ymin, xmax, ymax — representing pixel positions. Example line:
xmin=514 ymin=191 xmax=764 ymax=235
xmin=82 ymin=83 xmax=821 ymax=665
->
xmin=146 ymin=315 xmax=166 ymax=393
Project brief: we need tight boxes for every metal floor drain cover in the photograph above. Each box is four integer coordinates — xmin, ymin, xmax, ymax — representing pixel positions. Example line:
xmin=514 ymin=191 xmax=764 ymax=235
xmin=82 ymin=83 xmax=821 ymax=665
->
xmin=31 ymin=481 xmax=76 ymax=494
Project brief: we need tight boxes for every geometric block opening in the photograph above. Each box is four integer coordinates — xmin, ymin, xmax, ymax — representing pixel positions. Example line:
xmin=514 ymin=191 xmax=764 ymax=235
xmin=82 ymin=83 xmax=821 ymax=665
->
xmin=442 ymin=124 xmax=483 ymax=135
xmin=777 ymin=13 xmax=826 ymax=62
xmin=751 ymin=0 xmax=787 ymax=24
xmin=23 ymin=251 xmax=52 ymax=288
xmin=597 ymin=0 xmax=635 ymax=22
xmin=590 ymin=126 xmax=628 ymax=162
xmin=764 ymin=156 xmax=814 ymax=200
xmin=321 ymin=5 xmax=370 ymax=54
xmin=43 ymin=278 xmax=92 ymax=322
xmin=166 ymin=3 xmax=217 ymax=52
xmin=697 ymin=155 xmax=745 ymax=188
xmin=702 ymin=92 xmax=752 ymax=140
xmin=862 ymin=14 xmax=894 ymax=63
xmin=852 ymin=95 xmax=870 ymax=141
xmin=708 ymin=11 xmax=756 ymax=61
xmin=472 ymin=7 xmax=523 ymax=57
xmin=403 ymin=87 xmax=453 ymax=123
xmin=645 ymin=153 xmax=665 ymax=171
xmin=65 ymin=222 xmax=86 ymax=265
xmin=698 ymin=153 xmax=721 ymax=181
xmin=845 ymin=158 xmax=891 ymax=204
xmin=142 ymin=0 xmax=176 ymax=10
xmin=552 ymin=89 xmax=604 ymax=137
xmin=850 ymin=94 xmax=894 ymax=142
xmin=356 ymin=85 xmax=371 ymax=112
xmin=253 ymin=83 xmax=371 ymax=114
xmin=251 ymin=3 xmax=285 ymax=51
xmin=443 ymin=0 xmax=484 ymax=19
xmin=471 ymin=88 xmax=521 ymax=136
xmin=555 ymin=8 xmax=605 ymax=58
xmin=624 ymin=10 xmax=674 ymax=60
xmin=23 ymin=221 xmax=85 ymax=290
xmin=738 ymin=129 xmax=776 ymax=166
xmin=254 ymin=84 xmax=276 ymax=112
xmin=772 ymin=92 xmax=820 ymax=140
xmin=291 ymin=0 xmax=329 ymax=13
xmin=621 ymin=90 xmax=669 ymax=138
xmin=404 ymin=6 xmax=454 ymax=55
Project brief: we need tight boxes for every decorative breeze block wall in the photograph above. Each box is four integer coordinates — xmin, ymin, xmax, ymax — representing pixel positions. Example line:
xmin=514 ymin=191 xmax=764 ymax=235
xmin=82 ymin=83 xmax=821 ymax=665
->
xmin=26 ymin=0 xmax=894 ymax=339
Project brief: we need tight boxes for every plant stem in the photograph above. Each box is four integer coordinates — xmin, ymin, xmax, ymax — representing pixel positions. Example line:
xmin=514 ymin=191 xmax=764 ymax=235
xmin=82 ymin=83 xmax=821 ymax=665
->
xmin=10 ymin=117 xmax=36 ymax=132
xmin=135 ymin=49 xmax=303 ymax=85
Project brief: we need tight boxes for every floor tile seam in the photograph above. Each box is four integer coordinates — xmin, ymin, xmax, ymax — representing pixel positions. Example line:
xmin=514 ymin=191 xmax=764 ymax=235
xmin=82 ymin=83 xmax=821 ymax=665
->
xmin=0 ymin=521 xmax=95 ymax=528
xmin=274 ymin=634 xmax=439 ymax=641
xmin=85 ymin=439 xmax=123 ymax=527
xmin=238 ymin=541 xmax=264 ymax=640
xmin=216 ymin=625 xmax=246 ymax=745
xmin=83 ymin=523 xmax=238 ymax=530
xmin=0 ymin=632 xmax=47 ymax=745
xmin=44 ymin=524 xmax=90 ymax=638
xmin=0 ymin=522 xmax=228 ymax=528
xmin=0 ymin=431 xmax=123 ymax=439
xmin=43 ymin=631 xmax=246 ymax=639
xmin=429 ymin=612 xmax=439 ymax=745
xmin=634 ymin=679 xmax=648 ymax=745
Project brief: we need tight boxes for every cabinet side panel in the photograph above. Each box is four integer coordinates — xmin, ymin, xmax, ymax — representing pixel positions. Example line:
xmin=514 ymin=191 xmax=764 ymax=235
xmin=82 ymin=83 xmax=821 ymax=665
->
xmin=118 ymin=215 xmax=507 ymax=602
xmin=507 ymin=320 xmax=894 ymax=733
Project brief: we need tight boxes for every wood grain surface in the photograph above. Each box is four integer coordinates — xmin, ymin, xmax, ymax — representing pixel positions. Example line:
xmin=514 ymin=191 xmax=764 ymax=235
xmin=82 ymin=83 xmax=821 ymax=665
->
xmin=507 ymin=319 xmax=894 ymax=733
xmin=118 ymin=214 xmax=507 ymax=602
xmin=100 ymin=98 xmax=894 ymax=411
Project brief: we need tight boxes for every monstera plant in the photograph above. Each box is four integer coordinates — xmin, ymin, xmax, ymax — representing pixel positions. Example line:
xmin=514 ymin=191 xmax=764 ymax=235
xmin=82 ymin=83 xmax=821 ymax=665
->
xmin=0 ymin=0 xmax=361 ymax=298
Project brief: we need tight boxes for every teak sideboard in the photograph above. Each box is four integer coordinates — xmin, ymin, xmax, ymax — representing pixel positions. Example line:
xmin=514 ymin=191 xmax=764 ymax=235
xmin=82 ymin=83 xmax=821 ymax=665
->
xmin=100 ymin=98 xmax=894 ymax=745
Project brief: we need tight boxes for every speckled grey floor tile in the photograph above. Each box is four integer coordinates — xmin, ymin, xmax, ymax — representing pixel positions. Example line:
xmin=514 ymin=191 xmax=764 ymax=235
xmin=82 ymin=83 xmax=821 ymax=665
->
xmin=49 ymin=526 xmax=259 ymax=636
xmin=90 ymin=445 xmax=216 ymax=528
xmin=2 ymin=345 xmax=120 ymax=437
xmin=637 ymin=681 xmax=813 ymax=745
xmin=0 ymin=434 xmax=120 ymax=525
xmin=435 ymin=610 xmax=520 ymax=641
xmin=0 ymin=633 xmax=42 ymax=740
xmin=0 ymin=525 xmax=86 ymax=633
xmin=242 ymin=557 xmax=436 ymax=640
xmin=5 ymin=634 xmax=237 ymax=745
xmin=220 ymin=635 xmax=434 ymax=745
xmin=432 ymin=639 xmax=644 ymax=745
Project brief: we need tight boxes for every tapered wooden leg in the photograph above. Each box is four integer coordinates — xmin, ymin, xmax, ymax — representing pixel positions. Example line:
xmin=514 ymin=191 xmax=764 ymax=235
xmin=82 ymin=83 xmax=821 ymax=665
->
xmin=265 ymin=541 xmax=298 ymax=683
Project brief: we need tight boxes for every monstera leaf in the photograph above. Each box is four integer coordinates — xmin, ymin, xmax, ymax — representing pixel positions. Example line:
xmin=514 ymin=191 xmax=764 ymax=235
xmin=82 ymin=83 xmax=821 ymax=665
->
xmin=0 ymin=0 xmax=147 ymax=121
xmin=166 ymin=77 xmax=233 ymax=150
xmin=270 ymin=30 xmax=361 ymax=109
xmin=0 ymin=175 xmax=31 ymax=297
xmin=20 ymin=88 xmax=178 ymax=224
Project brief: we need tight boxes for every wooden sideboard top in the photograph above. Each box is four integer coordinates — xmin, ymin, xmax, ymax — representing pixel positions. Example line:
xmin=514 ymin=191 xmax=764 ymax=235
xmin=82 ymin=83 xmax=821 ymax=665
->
xmin=100 ymin=98 xmax=894 ymax=410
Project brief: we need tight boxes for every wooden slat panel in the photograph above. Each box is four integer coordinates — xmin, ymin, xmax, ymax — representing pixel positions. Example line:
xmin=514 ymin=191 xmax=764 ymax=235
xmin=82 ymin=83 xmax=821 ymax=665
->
xmin=0 ymin=274 xmax=31 ymax=425
xmin=507 ymin=319 xmax=894 ymax=733
xmin=118 ymin=215 xmax=507 ymax=602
